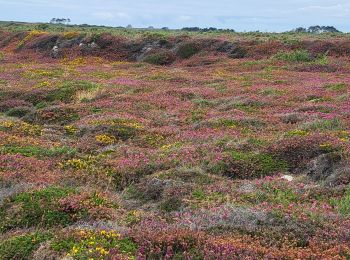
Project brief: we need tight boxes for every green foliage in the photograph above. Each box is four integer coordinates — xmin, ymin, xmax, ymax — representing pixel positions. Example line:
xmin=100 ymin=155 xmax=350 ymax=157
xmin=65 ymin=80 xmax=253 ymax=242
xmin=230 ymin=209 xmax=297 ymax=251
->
xmin=324 ymin=83 xmax=347 ymax=91
xmin=274 ymin=50 xmax=311 ymax=62
xmin=51 ymin=230 xmax=137 ymax=259
xmin=143 ymin=51 xmax=175 ymax=65
xmin=262 ymin=183 xmax=298 ymax=206
xmin=302 ymin=118 xmax=343 ymax=132
xmin=5 ymin=106 xmax=32 ymax=118
xmin=0 ymin=186 xmax=76 ymax=232
xmin=231 ymin=151 xmax=288 ymax=177
xmin=0 ymin=144 xmax=76 ymax=159
xmin=336 ymin=187 xmax=350 ymax=216
xmin=177 ymin=42 xmax=200 ymax=58
xmin=49 ymin=80 xmax=99 ymax=102
xmin=159 ymin=197 xmax=182 ymax=212
xmin=0 ymin=52 xmax=4 ymax=62
xmin=0 ymin=232 xmax=52 ymax=259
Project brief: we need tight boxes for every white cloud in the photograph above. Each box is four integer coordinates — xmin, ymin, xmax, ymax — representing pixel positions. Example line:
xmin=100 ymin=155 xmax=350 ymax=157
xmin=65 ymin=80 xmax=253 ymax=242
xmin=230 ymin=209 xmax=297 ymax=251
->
xmin=92 ymin=11 xmax=115 ymax=20
xmin=177 ymin=15 xmax=192 ymax=22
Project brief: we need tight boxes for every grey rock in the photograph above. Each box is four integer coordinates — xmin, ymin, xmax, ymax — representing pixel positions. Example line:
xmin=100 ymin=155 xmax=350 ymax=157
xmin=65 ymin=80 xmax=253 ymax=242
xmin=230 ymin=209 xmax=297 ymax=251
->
xmin=305 ymin=153 xmax=350 ymax=186
xmin=50 ymin=45 xmax=61 ymax=58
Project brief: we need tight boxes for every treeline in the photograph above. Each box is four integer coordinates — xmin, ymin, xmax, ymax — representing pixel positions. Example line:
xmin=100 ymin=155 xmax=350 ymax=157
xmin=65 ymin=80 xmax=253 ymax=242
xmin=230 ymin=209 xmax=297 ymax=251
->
xmin=293 ymin=26 xmax=341 ymax=33
xmin=181 ymin=27 xmax=235 ymax=32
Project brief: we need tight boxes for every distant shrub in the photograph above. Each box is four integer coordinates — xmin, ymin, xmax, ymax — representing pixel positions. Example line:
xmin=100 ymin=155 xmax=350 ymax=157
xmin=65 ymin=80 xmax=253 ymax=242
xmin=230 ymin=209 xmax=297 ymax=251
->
xmin=274 ymin=50 xmax=311 ymax=62
xmin=0 ymin=52 xmax=4 ymax=61
xmin=62 ymin=31 xmax=80 ymax=39
xmin=0 ymin=232 xmax=52 ymax=259
xmin=143 ymin=50 xmax=175 ymax=65
xmin=176 ymin=42 xmax=200 ymax=59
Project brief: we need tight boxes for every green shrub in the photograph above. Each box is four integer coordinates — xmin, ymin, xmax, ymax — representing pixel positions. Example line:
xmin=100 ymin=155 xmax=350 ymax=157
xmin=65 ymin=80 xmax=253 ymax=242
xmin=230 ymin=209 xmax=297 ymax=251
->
xmin=51 ymin=229 xmax=137 ymax=259
xmin=274 ymin=50 xmax=311 ymax=62
xmin=5 ymin=106 xmax=33 ymax=118
xmin=176 ymin=42 xmax=200 ymax=59
xmin=324 ymin=83 xmax=347 ymax=91
xmin=0 ymin=187 xmax=115 ymax=233
xmin=0 ymin=52 xmax=4 ymax=62
xmin=159 ymin=197 xmax=182 ymax=212
xmin=143 ymin=50 xmax=175 ymax=65
xmin=336 ymin=187 xmax=350 ymax=216
xmin=302 ymin=118 xmax=343 ymax=132
xmin=0 ymin=186 xmax=75 ymax=232
xmin=0 ymin=232 xmax=52 ymax=259
xmin=228 ymin=151 xmax=288 ymax=178
xmin=49 ymin=80 xmax=99 ymax=102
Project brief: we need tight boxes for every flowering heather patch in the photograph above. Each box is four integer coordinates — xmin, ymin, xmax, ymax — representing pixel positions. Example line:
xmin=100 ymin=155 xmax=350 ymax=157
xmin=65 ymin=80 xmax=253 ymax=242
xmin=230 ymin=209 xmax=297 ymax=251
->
xmin=0 ymin=30 xmax=350 ymax=258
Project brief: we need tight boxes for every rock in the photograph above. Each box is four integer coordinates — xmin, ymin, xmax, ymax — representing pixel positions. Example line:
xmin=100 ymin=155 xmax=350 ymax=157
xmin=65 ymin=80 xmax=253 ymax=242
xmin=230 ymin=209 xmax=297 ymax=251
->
xmin=279 ymin=113 xmax=304 ymax=124
xmin=32 ymin=242 xmax=57 ymax=260
xmin=324 ymin=166 xmax=350 ymax=187
xmin=89 ymin=42 xmax=99 ymax=49
xmin=216 ymin=41 xmax=246 ymax=58
xmin=306 ymin=153 xmax=344 ymax=181
xmin=237 ymin=183 xmax=257 ymax=193
xmin=281 ymin=175 xmax=294 ymax=182
xmin=51 ymin=45 xmax=60 ymax=58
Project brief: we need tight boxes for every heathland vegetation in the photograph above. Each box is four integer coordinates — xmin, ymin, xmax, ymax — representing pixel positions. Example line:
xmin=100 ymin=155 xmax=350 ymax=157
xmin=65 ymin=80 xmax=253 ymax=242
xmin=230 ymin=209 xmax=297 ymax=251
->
xmin=0 ymin=21 xmax=350 ymax=259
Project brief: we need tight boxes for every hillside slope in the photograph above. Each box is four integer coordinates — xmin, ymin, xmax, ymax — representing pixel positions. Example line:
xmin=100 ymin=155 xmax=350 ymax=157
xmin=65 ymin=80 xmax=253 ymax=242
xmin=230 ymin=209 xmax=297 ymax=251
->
xmin=0 ymin=29 xmax=350 ymax=259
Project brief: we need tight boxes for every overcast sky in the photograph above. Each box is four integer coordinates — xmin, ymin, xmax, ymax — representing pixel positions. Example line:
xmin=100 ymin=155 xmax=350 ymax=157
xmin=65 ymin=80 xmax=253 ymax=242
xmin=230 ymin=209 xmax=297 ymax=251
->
xmin=1 ymin=0 xmax=349 ymax=32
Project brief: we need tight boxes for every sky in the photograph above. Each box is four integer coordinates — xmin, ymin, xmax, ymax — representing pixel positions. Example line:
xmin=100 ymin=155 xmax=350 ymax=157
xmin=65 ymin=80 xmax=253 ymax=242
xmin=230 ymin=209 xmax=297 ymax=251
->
xmin=0 ymin=0 xmax=350 ymax=32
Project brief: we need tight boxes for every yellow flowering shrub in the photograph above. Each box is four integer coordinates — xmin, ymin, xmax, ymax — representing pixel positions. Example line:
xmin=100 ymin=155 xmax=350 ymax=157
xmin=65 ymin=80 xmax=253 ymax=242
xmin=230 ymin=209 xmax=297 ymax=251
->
xmin=17 ymin=30 xmax=47 ymax=48
xmin=95 ymin=134 xmax=116 ymax=145
xmin=51 ymin=229 xmax=137 ymax=259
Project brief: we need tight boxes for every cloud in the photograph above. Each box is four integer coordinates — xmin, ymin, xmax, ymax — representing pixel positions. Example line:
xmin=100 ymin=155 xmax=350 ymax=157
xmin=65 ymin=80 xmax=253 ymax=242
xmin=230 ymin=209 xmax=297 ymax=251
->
xmin=92 ymin=11 xmax=130 ymax=20
xmin=177 ymin=15 xmax=193 ymax=22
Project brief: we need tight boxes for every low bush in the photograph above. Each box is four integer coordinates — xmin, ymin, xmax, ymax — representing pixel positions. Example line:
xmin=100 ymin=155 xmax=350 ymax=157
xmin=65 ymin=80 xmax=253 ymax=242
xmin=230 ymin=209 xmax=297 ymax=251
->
xmin=48 ymin=80 xmax=100 ymax=103
xmin=0 ymin=144 xmax=76 ymax=159
xmin=5 ymin=106 xmax=33 ymax=118
xmin=228 ymin=151 xmax=288 ymax=178
xmin=143 ymin=50 xmax=176 ymax=65
xmin=274 ymin=49 xmax=312 ymax=62
xmin=0 ymin=187 xmax=115 ymax=232
xmin=51 ymin=229 xmax=137 ymax=259
xmin=176 ymin=42 xmax=200 ymax=59
xmin=0 ymin=232 xmax=52 ymax=259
